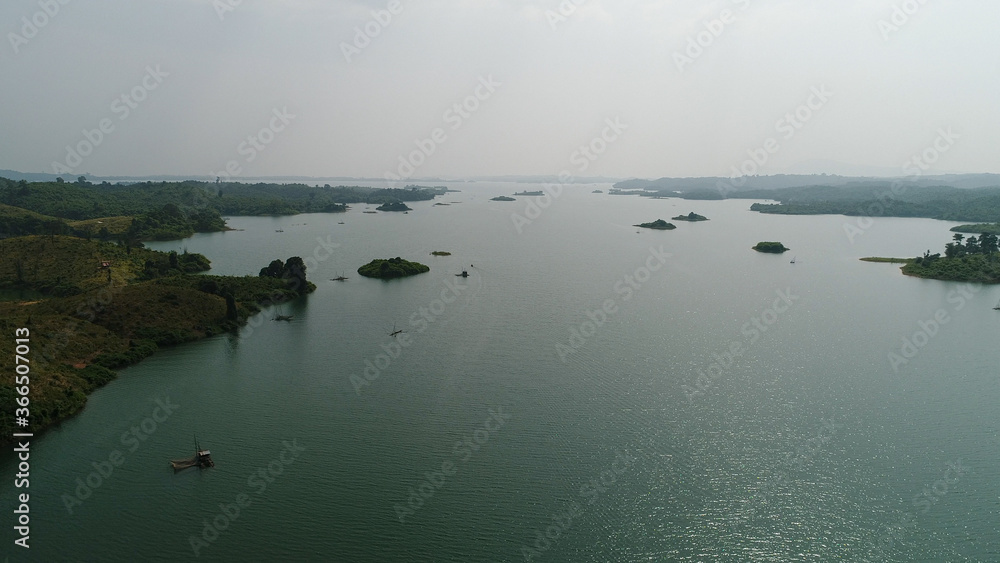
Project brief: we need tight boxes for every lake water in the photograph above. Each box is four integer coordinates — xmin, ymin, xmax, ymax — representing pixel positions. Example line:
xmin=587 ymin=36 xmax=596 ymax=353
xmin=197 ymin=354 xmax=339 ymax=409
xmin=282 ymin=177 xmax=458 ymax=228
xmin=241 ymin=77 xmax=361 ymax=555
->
xmin=4 ymin=182 xmax=999 ymax=562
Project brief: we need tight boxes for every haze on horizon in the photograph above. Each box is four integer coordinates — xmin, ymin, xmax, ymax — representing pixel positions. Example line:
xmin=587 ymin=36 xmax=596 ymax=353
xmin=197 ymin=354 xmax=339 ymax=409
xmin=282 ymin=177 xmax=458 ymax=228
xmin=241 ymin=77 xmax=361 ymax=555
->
xmin=1 ymin=0 xmax=997 ymax=180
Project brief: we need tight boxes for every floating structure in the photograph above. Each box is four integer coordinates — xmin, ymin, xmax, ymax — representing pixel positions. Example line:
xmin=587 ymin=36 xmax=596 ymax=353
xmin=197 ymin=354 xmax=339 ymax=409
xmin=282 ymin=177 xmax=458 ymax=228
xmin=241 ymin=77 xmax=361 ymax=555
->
xmin=389 ymin=323 xmax=404 ymax=337
xmin=456 ymin=269 xmax=469 ymax=278
xmin=331 ymin=272 xmax=349 ymax=281
xmin=170 ymin=438 xmax=214 ymax=471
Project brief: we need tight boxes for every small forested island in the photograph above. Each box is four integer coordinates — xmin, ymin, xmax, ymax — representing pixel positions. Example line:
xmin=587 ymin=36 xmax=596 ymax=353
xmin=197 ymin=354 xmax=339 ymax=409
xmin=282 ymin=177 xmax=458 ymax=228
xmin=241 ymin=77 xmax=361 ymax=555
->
xmin=752 ymin=242 xmax=790 ymax=253
xmin=358 ymin=257 xmax=430 ymax=279
xmin=634 ymin=219 xmax=676 ymax=230
xmin=377 ymin=201 xmax=412 ymax=212
xmin=514 ymin=190 xmax=544 ymax=196
xmin=431 ymin=251 xmax=451 ymax=256
xmin=862 ymin=232 xmax=1000 ymax=283
xmin=951 ymin=223 xmax=1000 ymax=235
xmin=672 ymin=212 xmax=709 ymax=222
xmin=0 ymin=235 xmax=316 ymax=443
xmin=491 ymin=196 xmax=516 ymax=202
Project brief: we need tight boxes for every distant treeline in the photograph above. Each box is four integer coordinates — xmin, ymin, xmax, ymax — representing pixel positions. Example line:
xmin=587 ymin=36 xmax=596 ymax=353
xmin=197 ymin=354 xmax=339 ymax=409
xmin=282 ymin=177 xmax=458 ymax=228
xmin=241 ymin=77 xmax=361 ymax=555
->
xmin=0 ymin=177 xmax=445 ymax=240
xmin=745 ymin=184 xmax=1000 ymax=223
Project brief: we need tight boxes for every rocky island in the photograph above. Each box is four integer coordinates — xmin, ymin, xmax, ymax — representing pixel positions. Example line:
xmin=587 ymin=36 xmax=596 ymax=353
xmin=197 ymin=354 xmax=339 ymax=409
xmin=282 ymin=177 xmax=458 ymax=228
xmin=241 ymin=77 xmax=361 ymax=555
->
xmin=752 ymin=242 xmax=790 ymax=253
xmin=634 ymin=219 xmax=676 ymax=230
xmin=672 ymin=212 xmax=709 ymax=222
xmin=358 ymin=257 xmax=430 ymax=279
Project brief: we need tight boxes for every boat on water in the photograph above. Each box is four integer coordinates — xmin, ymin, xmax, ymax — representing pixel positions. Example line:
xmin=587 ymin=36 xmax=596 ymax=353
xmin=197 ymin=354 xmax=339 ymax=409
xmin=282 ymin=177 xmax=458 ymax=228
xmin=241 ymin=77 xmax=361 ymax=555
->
xmin=170 ymin=438 xmax=214 ymax=471
xmin=790 ymin=256 xmax=796 ymax=264
xmin=994 ymin=298 xmax=1000 ymax=310
xmin=272 ymin=306 xmax=293 ymax=321
xmin=456 ymin=269 xmax=469 ymax=278
xmin=331 ymin=272 xmax=348 ymax=282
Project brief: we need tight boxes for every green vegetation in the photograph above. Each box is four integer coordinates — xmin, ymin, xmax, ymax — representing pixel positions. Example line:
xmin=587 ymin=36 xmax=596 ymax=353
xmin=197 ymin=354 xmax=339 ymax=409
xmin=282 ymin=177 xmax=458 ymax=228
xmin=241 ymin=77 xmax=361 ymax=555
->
xmin=672 ymin=212 xmax=709 ymax=222
xmin=951 ymin=223 xmax=1000 ymax=235
xmin=0 ymin=178 xmax=447 ymax=241
xmin=0 ymin=236 xmax=210 ymax=296
xmin=862 ymin=232 xmax=1000 ymax=283
xmin=0 ymin=234 xmax=315 ymax=444
xmin=431 ymin=251 xmax=452 ymax=256
xmin=634 ymin=219 xmax=676 ymax=230
xmin=860 ymin=257 xmax=911 ymax=264
xmin=491 ymin=196 xmax=516 ymax=202
xmin=358 ymin=257 xmax=430 ymax=279
xmin=376 ymin=201 xmax=412 ymax=212
xmin=743 ymin=185 xmax=1000 ymax=223
xmin=753 ymin=242 xmax=790 ymax=253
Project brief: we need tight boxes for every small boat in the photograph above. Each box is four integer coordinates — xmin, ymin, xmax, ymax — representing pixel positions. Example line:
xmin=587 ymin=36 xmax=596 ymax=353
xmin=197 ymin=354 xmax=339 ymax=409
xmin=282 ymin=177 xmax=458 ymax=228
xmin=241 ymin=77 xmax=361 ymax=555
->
xmin=456 ymin=269 xmax=469 ymax=278
xmin=994 ymin=299 xmax=1000 ymax=310
xmin=388 ymin=323 xmax=404 ymax=337
xmin=331 ymin=272 xmax=349 ymax=282
xmin=272 ymin=306 xmax=293 ymax=321
xmin=171 ymin=437 xmax=214 ymax=471
xmin=790 ymin=256 xmax=796 ymax=264
xmin=338 ymin=221 xmax=345 ymax=225
xmin=275 ymin=229 xmax=284 ymax=233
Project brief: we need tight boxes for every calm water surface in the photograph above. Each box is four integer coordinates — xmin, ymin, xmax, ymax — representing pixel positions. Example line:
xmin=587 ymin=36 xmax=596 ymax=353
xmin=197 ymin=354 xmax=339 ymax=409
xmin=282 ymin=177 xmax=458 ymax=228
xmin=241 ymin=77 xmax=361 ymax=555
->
xmin=3 ymin=183 xmax=999 ymax=562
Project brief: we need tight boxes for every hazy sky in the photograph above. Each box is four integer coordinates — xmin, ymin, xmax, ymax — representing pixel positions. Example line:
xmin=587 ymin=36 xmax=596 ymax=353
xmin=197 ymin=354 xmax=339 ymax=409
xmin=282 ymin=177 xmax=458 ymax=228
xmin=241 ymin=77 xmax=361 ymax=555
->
xmin=2 ymin=0 xmax=998 ymax=179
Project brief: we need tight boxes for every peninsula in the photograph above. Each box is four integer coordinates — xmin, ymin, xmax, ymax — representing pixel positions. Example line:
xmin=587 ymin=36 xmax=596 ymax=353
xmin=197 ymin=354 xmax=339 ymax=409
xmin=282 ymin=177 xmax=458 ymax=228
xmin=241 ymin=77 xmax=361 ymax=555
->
xmin=862 ymin=231 xmax=1000 ymax=283
xmin=0 ymin=235 xmax=316 ymax=443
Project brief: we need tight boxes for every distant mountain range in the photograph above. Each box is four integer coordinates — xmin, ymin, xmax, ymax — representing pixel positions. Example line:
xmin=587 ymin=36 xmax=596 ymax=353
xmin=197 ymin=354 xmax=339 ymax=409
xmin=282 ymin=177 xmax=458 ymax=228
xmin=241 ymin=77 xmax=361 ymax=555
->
xmin=2 ymin=169 xmax=998 ymax=191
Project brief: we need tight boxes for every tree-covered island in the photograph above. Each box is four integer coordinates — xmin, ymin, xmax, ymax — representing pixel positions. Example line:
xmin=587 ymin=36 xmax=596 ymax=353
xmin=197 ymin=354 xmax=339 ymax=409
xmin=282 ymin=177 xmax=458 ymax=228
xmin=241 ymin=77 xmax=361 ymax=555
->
xmin=357 ymin=257 xmax=430 ymax=279
xmin=672 ymin=212 xmax=709 ymax=222
xmin=752 ymin=242 xmax=790 ymax=253
xmin=634 ymin=219 xmax=676 ymax=230
xmin=377 ymin=201 xmax=412 ymax=212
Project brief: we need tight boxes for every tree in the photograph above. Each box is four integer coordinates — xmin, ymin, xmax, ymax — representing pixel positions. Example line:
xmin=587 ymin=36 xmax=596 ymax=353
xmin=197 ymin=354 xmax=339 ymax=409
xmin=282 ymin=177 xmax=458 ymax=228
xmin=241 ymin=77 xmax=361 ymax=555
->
xmin=283 ymin=256 xmax=307 ymax=291
xmin=259 ymin=259 xmax=285 ymax=278
xmin=953 ymin=233 xmax=965 ymax=244
xmin=980 ymin=232 xmax=998 ymax=255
